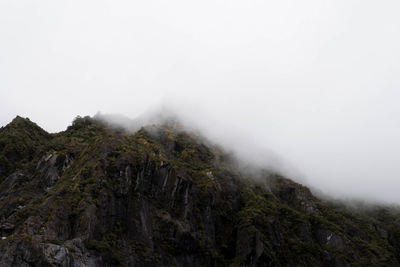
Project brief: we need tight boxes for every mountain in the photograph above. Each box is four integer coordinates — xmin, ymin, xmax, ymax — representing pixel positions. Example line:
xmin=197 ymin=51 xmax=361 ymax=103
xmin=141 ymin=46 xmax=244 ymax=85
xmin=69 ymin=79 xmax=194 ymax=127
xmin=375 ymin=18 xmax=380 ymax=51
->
xmin=0 ymin=115 xmax=400 ymax=267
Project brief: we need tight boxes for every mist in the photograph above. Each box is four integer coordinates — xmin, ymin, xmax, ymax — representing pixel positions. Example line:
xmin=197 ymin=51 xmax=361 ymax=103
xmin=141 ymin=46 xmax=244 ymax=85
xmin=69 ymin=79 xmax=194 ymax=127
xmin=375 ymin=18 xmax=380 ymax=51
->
xmin=1 ymin=0 xmax=400 ymax=204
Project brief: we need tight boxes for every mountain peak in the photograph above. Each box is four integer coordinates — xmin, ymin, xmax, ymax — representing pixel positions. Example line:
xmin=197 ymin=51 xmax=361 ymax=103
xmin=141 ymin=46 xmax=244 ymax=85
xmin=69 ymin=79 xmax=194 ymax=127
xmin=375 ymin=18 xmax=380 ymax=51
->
xmin=10 ymin=115 xmax=33 ymax=125
xmin=4 ymin=116 xmax=46 ymax=133
xmin=0 ymin=116 xmax=50 ymax=181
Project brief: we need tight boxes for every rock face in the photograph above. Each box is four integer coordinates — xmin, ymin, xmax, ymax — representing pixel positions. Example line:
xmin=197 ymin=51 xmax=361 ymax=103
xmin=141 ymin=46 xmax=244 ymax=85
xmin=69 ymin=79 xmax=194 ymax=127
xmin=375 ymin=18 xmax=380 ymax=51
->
xmin=0 ymin=116 xmax=400 ymax=266
xmin=36 ymin=152 xmax=72 ymax=192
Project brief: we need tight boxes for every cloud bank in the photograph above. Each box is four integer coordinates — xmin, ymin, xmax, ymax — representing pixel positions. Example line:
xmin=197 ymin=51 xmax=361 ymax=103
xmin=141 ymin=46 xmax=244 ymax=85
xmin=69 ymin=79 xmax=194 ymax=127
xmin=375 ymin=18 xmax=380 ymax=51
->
xmin=1 ymin=0 xmax=400 ymax=203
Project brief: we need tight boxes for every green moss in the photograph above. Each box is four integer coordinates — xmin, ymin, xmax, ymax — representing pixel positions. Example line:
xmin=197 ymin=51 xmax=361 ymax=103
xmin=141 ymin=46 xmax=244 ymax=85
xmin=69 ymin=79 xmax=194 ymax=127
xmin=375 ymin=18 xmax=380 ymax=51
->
xmin=47 ymin=239 xmax=62 ymax=245
xmin=2 ymin=116 xmax=400 ymax=266
xmin=65 ymin=245 xmax=76 ymax=253
xmin=86 ymin=239 xmax=111 ymax=252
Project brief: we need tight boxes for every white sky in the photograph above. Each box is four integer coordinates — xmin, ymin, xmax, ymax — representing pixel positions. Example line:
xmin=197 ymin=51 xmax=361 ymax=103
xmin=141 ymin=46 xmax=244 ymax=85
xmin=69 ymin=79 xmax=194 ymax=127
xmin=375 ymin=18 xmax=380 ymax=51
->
xmin=1 ymin=0 xmax=400 ymax=203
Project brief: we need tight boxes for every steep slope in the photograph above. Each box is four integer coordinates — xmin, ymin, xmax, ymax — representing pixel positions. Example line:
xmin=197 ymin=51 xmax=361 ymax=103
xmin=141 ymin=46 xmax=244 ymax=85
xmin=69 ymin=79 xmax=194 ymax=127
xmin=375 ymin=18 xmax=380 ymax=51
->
xmin=0 ymin=116 xmax=51 ymax=181
xmin=0 ymin=116 xmax=400 ymax=267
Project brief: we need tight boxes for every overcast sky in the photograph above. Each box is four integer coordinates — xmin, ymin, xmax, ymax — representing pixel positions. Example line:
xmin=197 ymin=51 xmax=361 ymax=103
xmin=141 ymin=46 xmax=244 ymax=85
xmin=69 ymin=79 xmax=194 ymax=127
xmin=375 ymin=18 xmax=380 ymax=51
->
xmin=1 ymin=0 xmax=400 ymax=203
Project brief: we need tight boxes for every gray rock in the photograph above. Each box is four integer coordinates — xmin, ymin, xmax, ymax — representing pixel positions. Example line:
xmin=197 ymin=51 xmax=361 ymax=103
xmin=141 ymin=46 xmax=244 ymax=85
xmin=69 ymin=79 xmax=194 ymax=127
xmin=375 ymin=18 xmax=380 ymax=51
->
xmin=42 ymin=243 xmax=70 ymax=266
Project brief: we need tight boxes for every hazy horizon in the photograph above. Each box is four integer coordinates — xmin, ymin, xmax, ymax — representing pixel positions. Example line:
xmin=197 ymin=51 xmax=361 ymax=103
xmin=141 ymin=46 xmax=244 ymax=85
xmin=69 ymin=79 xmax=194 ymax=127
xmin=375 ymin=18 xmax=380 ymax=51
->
xmin=1 ymin=0 xmax=400 ymax=204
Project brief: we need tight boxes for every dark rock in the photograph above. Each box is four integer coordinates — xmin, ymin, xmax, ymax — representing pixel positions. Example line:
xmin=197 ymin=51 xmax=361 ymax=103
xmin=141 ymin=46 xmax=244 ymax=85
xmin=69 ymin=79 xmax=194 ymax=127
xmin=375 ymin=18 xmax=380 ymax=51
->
xmin=0 ymin=116 xmax=399 ymax=267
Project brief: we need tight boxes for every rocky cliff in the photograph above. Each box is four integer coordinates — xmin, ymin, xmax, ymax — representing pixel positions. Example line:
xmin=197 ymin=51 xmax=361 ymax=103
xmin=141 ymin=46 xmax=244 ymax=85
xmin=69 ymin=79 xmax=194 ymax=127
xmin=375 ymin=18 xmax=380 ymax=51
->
xmin=0 ymin=116 xmax=400 ymax=267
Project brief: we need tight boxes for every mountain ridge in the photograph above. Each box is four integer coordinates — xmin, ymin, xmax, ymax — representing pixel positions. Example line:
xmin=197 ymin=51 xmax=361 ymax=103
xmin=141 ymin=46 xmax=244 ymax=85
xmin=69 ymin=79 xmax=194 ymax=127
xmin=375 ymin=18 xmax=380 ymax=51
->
xmin=0 ymin=115 xmax=400 ymax=266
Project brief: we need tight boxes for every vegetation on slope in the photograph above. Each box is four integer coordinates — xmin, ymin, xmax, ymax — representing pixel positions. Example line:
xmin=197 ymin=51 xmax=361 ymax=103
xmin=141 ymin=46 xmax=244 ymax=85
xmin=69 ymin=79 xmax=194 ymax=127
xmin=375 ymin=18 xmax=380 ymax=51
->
xmin=0 ymin=115 xmax=399 ymax=266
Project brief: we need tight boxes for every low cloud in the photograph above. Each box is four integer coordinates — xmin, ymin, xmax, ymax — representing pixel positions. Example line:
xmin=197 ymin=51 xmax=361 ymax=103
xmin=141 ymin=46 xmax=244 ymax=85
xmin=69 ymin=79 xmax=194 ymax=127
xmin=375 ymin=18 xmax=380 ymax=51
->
xmin=1 ymin=0 xmax=400 ymax=204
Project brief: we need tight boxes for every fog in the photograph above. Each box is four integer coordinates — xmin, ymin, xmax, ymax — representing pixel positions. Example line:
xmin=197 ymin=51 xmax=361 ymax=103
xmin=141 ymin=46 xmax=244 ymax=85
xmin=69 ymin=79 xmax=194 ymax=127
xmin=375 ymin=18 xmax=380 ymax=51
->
xmin=1 ymin=1 xmax=400 ymax=203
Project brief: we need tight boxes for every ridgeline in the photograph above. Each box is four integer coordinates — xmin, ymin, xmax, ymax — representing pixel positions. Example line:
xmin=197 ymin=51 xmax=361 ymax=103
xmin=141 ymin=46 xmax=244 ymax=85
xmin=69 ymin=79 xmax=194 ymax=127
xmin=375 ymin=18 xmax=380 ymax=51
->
xmin=0 ymin=116 xmax=399 ymax=266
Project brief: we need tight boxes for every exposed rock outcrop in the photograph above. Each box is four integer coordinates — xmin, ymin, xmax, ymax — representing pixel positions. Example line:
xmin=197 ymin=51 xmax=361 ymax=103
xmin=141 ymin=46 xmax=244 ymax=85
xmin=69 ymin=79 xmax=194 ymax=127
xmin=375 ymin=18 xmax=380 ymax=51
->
xmin=0 ymin=116 xmax=400 ymax=266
